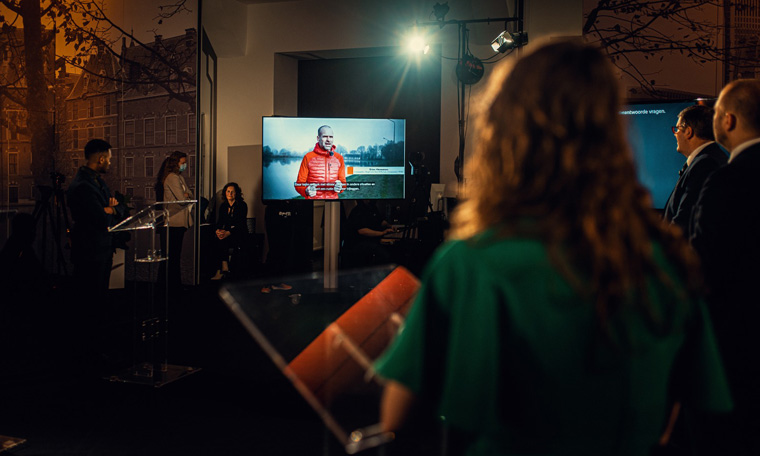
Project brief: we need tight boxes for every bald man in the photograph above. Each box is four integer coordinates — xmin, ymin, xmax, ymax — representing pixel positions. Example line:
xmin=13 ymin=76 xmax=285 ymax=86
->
xmin=691 ymin=79 xmax=760 ymax=453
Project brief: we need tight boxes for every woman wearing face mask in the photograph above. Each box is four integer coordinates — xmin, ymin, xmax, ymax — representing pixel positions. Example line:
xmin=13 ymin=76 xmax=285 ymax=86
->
xmin=155 ymin=150 xmax=193 ymax=290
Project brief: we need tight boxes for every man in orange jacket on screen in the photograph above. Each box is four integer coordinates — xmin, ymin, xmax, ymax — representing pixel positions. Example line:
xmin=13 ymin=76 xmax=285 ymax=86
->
xmin=294 ymin=125 xmax=347 ymax=199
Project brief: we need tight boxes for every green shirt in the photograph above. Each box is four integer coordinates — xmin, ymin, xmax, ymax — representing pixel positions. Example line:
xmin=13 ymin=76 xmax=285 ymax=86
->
xmin=375 ymin=235 xmax=732 ymax=456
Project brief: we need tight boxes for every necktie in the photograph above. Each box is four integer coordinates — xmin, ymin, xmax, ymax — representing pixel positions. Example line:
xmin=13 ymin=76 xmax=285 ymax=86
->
xmin=678 ymin=162 xmax=689 ymax=177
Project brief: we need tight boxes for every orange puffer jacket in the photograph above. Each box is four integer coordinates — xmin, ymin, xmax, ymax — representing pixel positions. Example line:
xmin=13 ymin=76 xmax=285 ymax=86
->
xmin=294 ymin=143 xmax=347 ymax=199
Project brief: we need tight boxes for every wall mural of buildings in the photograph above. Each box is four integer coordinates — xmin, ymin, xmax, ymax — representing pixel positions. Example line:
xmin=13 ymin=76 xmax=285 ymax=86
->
xmin=0 ymin=0 xmax=197 ymax=276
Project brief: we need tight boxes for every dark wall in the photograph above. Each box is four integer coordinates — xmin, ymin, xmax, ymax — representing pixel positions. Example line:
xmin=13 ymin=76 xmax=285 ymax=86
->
xmin=297 ymin=55 xmax=442 ymax=213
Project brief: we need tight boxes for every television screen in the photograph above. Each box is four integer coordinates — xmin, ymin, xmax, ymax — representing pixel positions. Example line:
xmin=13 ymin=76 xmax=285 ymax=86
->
xmin=262 ymin=117 xmax=406 ymax=201
xmin=621 ymin=100 xmax=709 ymax=209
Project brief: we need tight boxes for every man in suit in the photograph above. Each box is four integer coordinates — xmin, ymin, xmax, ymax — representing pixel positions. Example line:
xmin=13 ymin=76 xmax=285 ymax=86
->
xmin=691 ymin=79 xmax=760 ymax=454
xmin=663 ymin=105 xmax=727 ymax=237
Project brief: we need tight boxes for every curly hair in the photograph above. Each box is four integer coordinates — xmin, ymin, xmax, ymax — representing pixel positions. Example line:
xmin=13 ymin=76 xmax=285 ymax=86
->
xmin=451 ymin=40 xmax=700 ymax=329
xmin=154 ymin=151 xmax=188 ymax=201
xmin=222 ymin=182 xmax=243 ymax=201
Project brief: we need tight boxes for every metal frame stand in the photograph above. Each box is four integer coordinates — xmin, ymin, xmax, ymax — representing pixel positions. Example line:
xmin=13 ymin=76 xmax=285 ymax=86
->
xmin=323 ymin=201 xmax=340 ymax=290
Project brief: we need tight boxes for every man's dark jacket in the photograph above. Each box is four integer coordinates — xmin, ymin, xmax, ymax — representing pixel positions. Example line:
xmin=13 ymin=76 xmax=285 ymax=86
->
xmin=663 ymin=142 xmax=727 ymax=237
xmin=691 ymin=142 xmax=760 ymax=416
xmin=66 ymin=166 xmax=124 ymax=264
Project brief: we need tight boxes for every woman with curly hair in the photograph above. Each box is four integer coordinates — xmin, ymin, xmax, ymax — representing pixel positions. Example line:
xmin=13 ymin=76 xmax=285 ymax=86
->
xmin=211 ymin=182 xmax=248 ymax=279
xmin=374 ymin=41 xmax=731 ymax=455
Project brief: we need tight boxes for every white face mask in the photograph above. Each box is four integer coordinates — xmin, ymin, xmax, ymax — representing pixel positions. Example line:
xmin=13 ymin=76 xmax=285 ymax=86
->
xmin=179 ymin=163 xmax=187 ymax=172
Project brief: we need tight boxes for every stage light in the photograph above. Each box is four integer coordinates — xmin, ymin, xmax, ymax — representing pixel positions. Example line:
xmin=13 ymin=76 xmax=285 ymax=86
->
xmin=491 ymin=30 xmax=528 ymax=53
xmin=406 ymin=30 xmax=430 ymax=54
xmin=433 ymin=2 xmax=450 ymax=22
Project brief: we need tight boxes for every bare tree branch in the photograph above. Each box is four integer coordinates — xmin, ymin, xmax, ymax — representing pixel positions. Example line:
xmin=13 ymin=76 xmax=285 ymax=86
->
xmin=584 ymin=0 xmax=753 ymax=96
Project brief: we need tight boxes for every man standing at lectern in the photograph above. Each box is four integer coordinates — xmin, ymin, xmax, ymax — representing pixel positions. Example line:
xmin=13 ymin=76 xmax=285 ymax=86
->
xmin=294 ymin=125 xmax=347 ymax=199
xmin=67 ymin=139 xmax=126 ymax=295
xmin=67 ymin=138 xmax=127 ymax=372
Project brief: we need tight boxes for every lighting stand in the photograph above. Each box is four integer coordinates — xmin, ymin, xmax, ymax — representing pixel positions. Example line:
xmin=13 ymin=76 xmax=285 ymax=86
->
xmin=415 ymin=0 xmax=524 ymax=196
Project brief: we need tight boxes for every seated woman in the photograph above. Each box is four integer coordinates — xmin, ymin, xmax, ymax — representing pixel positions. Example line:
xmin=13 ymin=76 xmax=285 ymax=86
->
xmin=211 ymin=182 xmax=248 ymax=279
xmin=374 ymin=41 xmax=732 ymax=455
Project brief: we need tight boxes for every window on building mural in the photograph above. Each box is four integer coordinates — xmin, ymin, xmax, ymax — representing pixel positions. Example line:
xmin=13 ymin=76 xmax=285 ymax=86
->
xmin=72 ymin=158 xmax=79 ymax=176
xmin=145 ymin=118 xmax=155 ymax=145
xmin=125 ymin=156 xmax=134 ymax=177
xmin=88 ymin=126 xmax=95 ymax=140
xmin=88 ymin=100 xmax=94 ymax=117
xmin=72 ymin=129 xmax=79 ymax=150
xmin=125 ymin=120 xmax=135 ymax=147
xmin=125 ymin=187 xmax=134 ymax=198
xmin=8 ymin=111 xmax=18 ymax=140
xmin=166 ymin=116 xmax=177 ymax=144
xmin=145 ymin=186 xmax=155 ymax=201
xmin=188 ymin=113 xmax=196 ymax=143
xmin=105 ymin=97 xmax=111 ymax=116
xmin=9 ymin=186 xmax=18 ymax=204
xmin=104 ymin=125 xmax=111 ymax=144
xmin=8 ymin=152 xmax=18 ymax=175
xmin=78 ymin=101 xmax=87 ymax=119
xmin=145 ymin=156 xmax=154 ymax=178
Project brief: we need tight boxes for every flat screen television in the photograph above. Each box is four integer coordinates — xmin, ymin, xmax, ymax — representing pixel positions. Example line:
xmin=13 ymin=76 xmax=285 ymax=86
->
xmin=262 ymin=117 xmax=406 ymax=201
xmin=621 ymin=100 xmax=726 ymax=209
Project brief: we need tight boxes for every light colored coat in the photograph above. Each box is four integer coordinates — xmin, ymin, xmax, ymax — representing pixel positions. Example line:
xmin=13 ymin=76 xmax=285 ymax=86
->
xmin=163 ymin=172 xmax=193 ymax=228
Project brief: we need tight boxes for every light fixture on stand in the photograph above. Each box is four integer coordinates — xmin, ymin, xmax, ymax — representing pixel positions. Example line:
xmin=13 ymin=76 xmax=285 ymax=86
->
xmin=491 ymin=30 xmax=528 ymax=53
xmin=433 ymin=2 xmax=450 ymax=23
xmin=410 ymin=0 xmax=525 ymax=194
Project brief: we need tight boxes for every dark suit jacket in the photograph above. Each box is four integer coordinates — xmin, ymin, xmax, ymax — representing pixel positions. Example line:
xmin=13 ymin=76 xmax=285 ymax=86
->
xmin=66 ymin=166 xmax=125 ymax=264
xmin=691 ymin=142 xmax=760 ymax=414
xmin=663 ymin=142 xmax=727 ymax=237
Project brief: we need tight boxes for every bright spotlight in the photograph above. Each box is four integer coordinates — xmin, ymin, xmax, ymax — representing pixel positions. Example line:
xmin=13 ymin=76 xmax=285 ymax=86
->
xmin=407 ymin=32 xmax=431 ymax=54
xmin=491 ymin=30 xmax=528 ymax=53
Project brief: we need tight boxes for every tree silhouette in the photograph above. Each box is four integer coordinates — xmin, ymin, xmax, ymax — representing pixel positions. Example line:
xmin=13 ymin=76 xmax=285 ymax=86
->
xmin=0 ymin=0 xmax=194 ymax=184
xmin=584 ymin=1 xmax=759 ymax=96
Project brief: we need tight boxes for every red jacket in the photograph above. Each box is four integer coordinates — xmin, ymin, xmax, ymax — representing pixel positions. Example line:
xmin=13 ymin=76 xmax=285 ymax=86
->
xmin=295 ymin=143 xmax=347 ymax=199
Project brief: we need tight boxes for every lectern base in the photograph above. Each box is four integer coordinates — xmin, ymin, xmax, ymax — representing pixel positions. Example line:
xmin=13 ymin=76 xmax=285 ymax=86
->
xmin=107 ymin=362 xmax=200 ymax=388
xmin=0 ymin=435 xmax=26 ymax=453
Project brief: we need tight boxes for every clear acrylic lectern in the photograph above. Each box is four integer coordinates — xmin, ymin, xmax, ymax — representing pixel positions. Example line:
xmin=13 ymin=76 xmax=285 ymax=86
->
xmin=108 ymin=201 xmax=199 ymax=387
xmin=219 ymin=265 xmax=420 ymax=454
